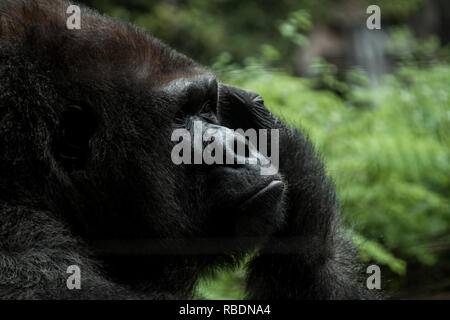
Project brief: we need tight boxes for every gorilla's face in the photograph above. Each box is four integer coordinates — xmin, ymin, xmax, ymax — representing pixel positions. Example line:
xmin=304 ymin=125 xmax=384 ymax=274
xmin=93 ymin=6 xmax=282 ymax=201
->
xmin=0 ymin=0 xmax=285 ymax=255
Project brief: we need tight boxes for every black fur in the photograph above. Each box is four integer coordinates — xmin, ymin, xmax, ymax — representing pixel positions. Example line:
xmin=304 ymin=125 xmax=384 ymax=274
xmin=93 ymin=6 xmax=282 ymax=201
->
xmin=0 ymin=0 xmax=377 ymax=299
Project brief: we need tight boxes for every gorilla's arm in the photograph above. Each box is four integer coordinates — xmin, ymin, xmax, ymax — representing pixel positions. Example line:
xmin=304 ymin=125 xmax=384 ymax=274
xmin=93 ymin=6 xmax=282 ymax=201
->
xmin=0 ymin=204 xmax=151 ymax=299
xmin=218 ymin=85 xmax=376 ymax=300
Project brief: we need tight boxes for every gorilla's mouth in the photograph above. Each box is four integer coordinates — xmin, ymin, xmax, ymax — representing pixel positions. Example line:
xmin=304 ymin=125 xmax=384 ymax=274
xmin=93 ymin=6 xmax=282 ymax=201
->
xmin=239 ymin=180 xmax=284 ymax=212
xmin=231 ymin=178 xmax=286 ymax=240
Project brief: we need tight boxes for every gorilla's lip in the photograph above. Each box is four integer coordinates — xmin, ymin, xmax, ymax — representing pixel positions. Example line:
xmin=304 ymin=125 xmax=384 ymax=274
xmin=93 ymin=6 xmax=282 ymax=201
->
xmin=239 ymin=180 xmax=284 ymax=211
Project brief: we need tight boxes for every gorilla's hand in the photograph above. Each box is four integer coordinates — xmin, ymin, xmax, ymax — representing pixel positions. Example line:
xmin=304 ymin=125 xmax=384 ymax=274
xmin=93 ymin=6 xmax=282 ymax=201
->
xmin=218 ymin=83 xmax=376 ymax=300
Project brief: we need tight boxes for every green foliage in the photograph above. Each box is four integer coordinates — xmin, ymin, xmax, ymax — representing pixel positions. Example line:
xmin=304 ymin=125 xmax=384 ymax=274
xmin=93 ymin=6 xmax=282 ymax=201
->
xmin=279 ymin=10 xmax=312 ymax=48
xmin=369 ymin=0 xmax=424 ymax=21
xmin=227 ymin=62 xmax=450 ymax=268
xmin=353 ymin=233 xmax=406 ymax=275
xmin=196 ymin=60 xmax=450 ymax=298
xmin=385 ymin=27 xmax=445 ymax=66
xmin=195 ymin=265 xmax=247 ymax=300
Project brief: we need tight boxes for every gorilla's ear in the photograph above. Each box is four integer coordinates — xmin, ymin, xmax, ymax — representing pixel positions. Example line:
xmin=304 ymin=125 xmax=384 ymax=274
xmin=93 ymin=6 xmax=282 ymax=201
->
xmin=56 ymin=105 xmax=96 ymax=170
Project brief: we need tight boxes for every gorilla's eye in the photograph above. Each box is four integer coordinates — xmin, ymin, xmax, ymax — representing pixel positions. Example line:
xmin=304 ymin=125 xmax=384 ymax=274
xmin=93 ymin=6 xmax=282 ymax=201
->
xmin=169 ymin=77 xmax=218 ymax=127
xmin=198 ymin=101 xmax=218 ymax=124
xmin=173 ymin=100 xmax=216 ymax=127
xmin=56 ymin=104 xmax=96 ymax=170
xmin=200 ymin=101 xmax=213 ymax=114
xmin=173 ymin=109 xmax=188 ymax=127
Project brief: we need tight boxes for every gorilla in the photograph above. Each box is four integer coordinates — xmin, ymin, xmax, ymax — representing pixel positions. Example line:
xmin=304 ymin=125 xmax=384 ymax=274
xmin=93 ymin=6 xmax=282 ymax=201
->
xmin=0 ymin=0 xmax=376 ymax=299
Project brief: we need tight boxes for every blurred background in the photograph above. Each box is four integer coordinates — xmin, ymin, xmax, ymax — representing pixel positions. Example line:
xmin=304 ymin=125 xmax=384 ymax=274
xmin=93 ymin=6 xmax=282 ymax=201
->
xmin=79 ymin=0 xmax=450 ymax=299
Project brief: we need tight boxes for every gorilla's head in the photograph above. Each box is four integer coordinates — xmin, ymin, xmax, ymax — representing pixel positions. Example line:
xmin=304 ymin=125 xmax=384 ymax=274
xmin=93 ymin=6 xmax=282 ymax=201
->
xmin=0 ymin=0 xmax=286 ymax=291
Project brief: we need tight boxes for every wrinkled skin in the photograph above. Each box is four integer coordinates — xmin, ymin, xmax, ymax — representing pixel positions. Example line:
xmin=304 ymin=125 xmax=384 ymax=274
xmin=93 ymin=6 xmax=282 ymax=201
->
xmin=0 ymin=0 xmax=377 ymax=299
